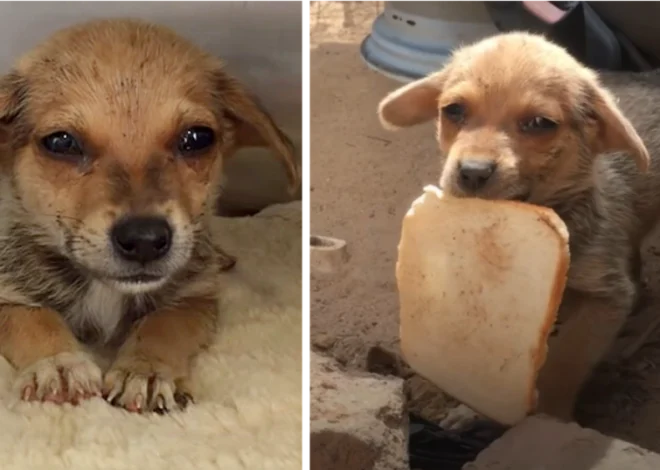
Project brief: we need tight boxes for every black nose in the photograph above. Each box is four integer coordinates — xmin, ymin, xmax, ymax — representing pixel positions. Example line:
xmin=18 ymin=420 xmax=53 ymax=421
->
xmin=111 ymin=217 xmax=172 ymax=264
xmin=458 ymin=160 xmax=496 ymax=191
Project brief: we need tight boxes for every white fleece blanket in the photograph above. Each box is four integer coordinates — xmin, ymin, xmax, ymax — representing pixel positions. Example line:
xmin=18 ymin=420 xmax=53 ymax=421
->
xmin=0 ymin=202 xmax=302 ymax=470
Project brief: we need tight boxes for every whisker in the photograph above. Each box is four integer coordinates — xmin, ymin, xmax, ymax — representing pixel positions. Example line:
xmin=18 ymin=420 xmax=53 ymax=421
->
xmin=30 ymin=212 xmax=86 ymax=224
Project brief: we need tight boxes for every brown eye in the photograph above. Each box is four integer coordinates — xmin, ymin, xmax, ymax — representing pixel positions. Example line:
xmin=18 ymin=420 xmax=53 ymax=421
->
xmin=520 ymin=116 xmax=558 ymax=133
xmin=41 ymin=131 xmax=83 ymax=158
xmin=177 ymin=126 xmax=215 ymax=155
xmin=441 ymin=103 xmax=466 ymax=124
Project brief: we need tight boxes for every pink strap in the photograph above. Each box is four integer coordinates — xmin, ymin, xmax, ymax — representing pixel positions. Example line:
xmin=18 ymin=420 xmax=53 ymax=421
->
xmin=522 ymin=1 xmax=569 ymax=25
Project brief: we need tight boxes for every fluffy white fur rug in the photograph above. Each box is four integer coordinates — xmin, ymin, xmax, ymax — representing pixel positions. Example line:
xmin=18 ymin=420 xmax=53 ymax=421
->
xmin=0 ymin=202 xmax=302 ymax=470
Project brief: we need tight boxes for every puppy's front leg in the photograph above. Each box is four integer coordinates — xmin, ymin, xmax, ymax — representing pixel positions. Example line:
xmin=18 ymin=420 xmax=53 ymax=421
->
xmin=0 ymin=305 xmax=102 ymax=403
xmin=536 ymin=292 xmax=627 ymax=420
xmin=103 ymin=297 xmax=216 ymax=413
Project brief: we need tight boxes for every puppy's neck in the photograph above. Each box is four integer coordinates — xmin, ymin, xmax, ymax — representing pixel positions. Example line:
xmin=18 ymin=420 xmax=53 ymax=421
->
xmin=547 ymin=184 xmax=594 ymax=213
xmin=550 ymin=185 xmax=613 ymax=258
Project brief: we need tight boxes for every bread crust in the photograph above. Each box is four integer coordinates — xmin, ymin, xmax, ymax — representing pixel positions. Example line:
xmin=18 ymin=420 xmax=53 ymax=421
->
xmin=398 ymin=185 xmax=570 ymax=423
xmin=529 ymin=207 xmax=570 ymax=412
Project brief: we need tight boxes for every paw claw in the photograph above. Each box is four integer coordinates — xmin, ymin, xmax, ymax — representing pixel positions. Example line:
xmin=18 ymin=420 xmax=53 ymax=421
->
xmin=103 ymin=361 xmax=193 ymax=414
xmin=107 ymin=393 xmax=122 ymax=407
xmin=154 ymin=395 xmax=167 ymax=414
xmin=22 ymin=385 xmax=34 ymax=401
xmin=130 ymin=394 xmax=144 ymax=412
xmin=14 ymin=352 xmax=101 ymax=406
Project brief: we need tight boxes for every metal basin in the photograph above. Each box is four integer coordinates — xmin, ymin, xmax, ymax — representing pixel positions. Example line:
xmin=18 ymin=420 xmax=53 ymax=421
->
xmin=360 ymin=1 xmax=498 ymax=83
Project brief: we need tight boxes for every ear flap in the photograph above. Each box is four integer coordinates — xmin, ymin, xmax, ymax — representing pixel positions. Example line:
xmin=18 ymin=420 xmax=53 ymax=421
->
xmin=0 ymin=72 xmax=28 ymax=148
xmin=0 ymin=72 xmax=26 ymax=123
xmin=588 ymin=83 xmax=650 ymax=171
xmin=378 ymin=70 xmax=446 ymax=130
xmin=215 ymin=73 xmax=300 ymax=193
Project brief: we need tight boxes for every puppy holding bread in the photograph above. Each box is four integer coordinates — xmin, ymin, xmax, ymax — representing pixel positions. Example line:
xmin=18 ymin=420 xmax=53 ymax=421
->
xmin=0 ymin=19 xmax=298 ymax=413
xmin=379 ymin=32 xmax=657 ymax=426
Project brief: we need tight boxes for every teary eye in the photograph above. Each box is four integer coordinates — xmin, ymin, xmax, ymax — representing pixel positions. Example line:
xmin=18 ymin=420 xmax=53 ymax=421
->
xmin=441 ymin=103 xmax=466 ymax=124
xmin=41 ymin=131 xmax=83 ymax=158
xmin=177 ymin=126 xmax=216 ymax=155
xmin=520 ymin=116 xmax=558 ymax=133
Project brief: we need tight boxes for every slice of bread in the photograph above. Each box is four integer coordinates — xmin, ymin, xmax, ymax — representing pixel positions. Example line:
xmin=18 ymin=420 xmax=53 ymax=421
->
xmin=397 ymin=185 xmax=570 ymax=425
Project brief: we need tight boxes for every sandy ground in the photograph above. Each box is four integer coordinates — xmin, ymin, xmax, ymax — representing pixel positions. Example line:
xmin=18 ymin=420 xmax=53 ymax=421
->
xmin=310 ymin=0 xmax=660 ymax=454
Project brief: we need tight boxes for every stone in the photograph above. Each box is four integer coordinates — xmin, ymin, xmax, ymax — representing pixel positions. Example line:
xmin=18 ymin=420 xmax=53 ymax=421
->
xmin=465 ymin=415 xmax=660 ymax=470
xmin=310 ymin=352 xmax=408 ymax=470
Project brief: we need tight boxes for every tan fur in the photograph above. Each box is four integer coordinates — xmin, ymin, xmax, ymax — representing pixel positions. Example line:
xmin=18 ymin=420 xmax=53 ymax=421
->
xmin=379 ymin=32 xmax=660 ymax=422
xmin=0 ymin=19 xmax=299 ymax=413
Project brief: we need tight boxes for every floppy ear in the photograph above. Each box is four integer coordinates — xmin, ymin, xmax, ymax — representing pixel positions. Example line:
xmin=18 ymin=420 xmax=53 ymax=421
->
xmin=588 ymin=82 xmax=650 ymax=171
xmin=0 ymin=72 xmax=28 ymax=148
xmin=378 ymin=70 xmax=446 ymax=130
xmin=0 ymin=72 xmax=26 ymax=123
xmin=214 ymin=73 xmax=300 ymax=193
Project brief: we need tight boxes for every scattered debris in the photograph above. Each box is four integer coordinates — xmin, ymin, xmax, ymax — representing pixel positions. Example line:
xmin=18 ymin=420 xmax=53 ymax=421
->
xmin=310 ymin=352 xmax=408 ymax=470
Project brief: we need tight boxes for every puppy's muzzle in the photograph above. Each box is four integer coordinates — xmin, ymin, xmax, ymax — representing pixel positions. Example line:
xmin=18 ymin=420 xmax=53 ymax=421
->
xmin=457 ymin=160 xmax=496 ymax=192
xmin=111 ymin=216 xmax=173 ymax=264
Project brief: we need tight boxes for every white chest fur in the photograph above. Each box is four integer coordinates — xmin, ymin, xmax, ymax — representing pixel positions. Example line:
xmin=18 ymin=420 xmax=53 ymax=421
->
xmin=69 ymin=280 xmax=126 ymax=342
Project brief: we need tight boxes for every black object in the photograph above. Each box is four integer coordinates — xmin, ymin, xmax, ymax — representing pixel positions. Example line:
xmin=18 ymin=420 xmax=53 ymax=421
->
xmin=485 ymin=1 xmax=655 ymax=72
xmin=408 ymin=414 xmax=506 ymax=470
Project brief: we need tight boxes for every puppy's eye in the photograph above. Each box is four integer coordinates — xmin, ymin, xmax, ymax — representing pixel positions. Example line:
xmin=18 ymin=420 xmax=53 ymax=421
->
xmin=441 ymin=103 xmax=466 ymax=123
xmin=520 ymin=116 xmax=558 ymax=133
xmin=41 ymin=131 xmax=83 ymax=157
xmin=178 ymin=126 xmax=216 ymax=155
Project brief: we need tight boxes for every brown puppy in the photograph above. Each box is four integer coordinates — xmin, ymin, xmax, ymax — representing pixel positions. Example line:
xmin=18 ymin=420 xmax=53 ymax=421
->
xmin=378 ymin=32 xmax=660 ymax=423
xmin=0 ymin=19 xmax=299 ymax=413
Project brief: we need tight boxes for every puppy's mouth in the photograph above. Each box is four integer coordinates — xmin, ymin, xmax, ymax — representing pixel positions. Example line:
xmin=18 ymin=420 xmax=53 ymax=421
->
xmin=111 ymin=274 xmax=164 ymax=284
xmin=511 ymin=192 xmax=531 ymax=203
xmin=105 ymin=273 xmax=169 ymax=295
xmin=69 ymin=258 xmax=170 ymax=290
xmin=446 ymin=186 xmax=531 ymax=203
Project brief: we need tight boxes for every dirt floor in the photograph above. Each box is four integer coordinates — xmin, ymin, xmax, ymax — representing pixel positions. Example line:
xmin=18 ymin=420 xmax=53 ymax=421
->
xmin=310 ymin=0 xmax=660 ymax=454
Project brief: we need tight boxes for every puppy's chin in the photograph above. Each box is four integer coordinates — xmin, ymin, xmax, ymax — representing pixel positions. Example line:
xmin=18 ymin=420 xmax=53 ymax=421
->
xmin=106 ymin=276 xmax=169 ymax=295
xmin=68 ymin=240 xmax=194 ymax=295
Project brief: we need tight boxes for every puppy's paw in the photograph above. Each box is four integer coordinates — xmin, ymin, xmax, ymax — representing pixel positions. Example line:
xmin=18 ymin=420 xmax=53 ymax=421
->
xmin=440 ymin=404 xmax=508 ymax=441
xmin=103 ymin=358 xmax=193 ymax=414
xmin=14 ymin=351 xmax=103 ymax=405
xmin=440 ymin=404 xmax=483 ymax=432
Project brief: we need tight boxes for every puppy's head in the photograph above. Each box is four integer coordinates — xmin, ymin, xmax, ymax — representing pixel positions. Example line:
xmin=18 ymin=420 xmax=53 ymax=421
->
xmin=378 ymin=32 xmax=649 ymax=203
xmin=0 ymin=19 xmax=299 ymax=295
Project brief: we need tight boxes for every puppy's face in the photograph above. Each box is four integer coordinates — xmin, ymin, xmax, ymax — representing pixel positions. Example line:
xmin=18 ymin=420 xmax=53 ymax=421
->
xmin=379 ymin=33 xmax=649 ymax=204
xmin=0 ymin=20 xmax=299 ymax=295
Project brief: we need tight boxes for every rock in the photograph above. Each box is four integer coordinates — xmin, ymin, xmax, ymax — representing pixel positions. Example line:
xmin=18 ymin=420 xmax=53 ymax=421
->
xmin=465 ymin=415 xmax=660 ymax=470
xmin=310 ymin=352 xmax=408 ymax=470
xmin=310 ymin=235 xmax=350 ymax=275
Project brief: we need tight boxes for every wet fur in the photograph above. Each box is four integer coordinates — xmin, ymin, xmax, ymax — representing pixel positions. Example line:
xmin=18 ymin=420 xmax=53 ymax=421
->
xmin=379 ymin=33 xmax=660 ymax=422
xmin=0 ymin=19 xmax=298 ymax=412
